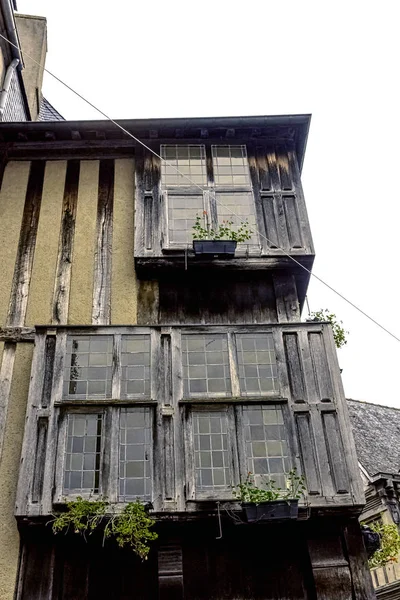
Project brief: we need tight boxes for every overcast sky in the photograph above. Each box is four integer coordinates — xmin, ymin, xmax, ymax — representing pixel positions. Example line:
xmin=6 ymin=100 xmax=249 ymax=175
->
xmin=17 ymin=0 xmax=400 ymax=407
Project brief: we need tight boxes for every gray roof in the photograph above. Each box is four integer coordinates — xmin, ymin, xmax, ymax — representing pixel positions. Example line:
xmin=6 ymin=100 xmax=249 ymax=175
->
xmin=348 ymin=399 xmax=400 ymax=477
xmin=38 ymin=97 xmax=64 ymax=122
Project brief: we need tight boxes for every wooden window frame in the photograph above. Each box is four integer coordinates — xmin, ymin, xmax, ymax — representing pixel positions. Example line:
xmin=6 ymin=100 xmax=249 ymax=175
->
xmin=160 ymin=144 xmax=259 ymax=252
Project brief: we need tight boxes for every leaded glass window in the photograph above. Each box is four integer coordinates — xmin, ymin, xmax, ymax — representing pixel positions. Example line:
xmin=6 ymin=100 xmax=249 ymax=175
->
xmin=64 ymin=336 xmax=113 ymax=399
xmin=161 ymin=145 xmax=207 ymax=187
xmin=119 ymin=407 xmax=152 ymax=501
xmin=243 ymin=405 xmax=290 ymax=489
xmin=182 ymin=334 xmax=231 ymax=397
xmin=211 ymin=145 xmax=251 ymax=187
xmin=167 ymin=194 xmax=204 ymax=245
xmin=193 ymin=410 xmax=231 ymax=492
xmin=236 ymin=333 xmax=278 ymax=395
xmin=121 ymin=335 xmax=151 ymax=398
xmin=63 ymin=413 xmax=103 ymax=493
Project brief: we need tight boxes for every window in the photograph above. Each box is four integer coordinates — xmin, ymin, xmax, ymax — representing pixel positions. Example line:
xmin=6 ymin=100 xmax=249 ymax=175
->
xmin=160 ymin=144 xmax=258 ymax=248
xmin=119 ymin=408 xmax=152 ymax=501
xmin=182 ymin=334 xmax=231 ymax=397
xmin=187 ymin=404 xmax=291 ymax=498
xmin=63 ymin=413 xmax=103 ymax=494
xmin=58 ymin=333 xmax=154 ymax=500
xmin=243 ymin=405 xmax=290 ymax=489
xmin=236 ymin=333 xmax=278 ymax=395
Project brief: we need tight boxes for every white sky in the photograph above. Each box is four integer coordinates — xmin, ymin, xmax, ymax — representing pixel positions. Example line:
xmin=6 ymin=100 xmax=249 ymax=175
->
xmin=17 ymin=0 xmax=400 ymax=407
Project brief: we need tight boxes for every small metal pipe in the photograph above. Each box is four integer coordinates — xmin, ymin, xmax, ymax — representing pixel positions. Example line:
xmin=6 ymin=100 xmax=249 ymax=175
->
xmin=0 ymin=0 xmax=23 ymax=65
xmin=0 ymin=57 xmax=19 ymax=119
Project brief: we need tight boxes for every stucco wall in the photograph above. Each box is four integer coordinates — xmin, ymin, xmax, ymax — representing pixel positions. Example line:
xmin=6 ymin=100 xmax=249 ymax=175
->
xmin=0 ymin=343 xmax=33 ymax=599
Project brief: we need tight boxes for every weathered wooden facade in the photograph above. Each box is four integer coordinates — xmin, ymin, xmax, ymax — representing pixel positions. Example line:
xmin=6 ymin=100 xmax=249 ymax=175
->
xmin=0 ymin=115 xmax=375 ymax=599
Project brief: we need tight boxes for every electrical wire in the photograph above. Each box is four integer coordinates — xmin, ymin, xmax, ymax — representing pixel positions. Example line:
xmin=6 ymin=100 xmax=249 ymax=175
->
xmin=1 ymin=31 xmax=399 ymax=344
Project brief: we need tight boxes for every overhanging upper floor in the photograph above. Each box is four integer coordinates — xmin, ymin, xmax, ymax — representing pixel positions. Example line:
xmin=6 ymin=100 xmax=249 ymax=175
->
xmin=16 ymin=322 xmax=363 ymax=520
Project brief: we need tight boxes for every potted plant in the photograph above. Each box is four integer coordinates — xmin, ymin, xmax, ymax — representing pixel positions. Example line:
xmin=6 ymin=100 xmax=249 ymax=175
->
xmin=192 ymin=214 xmax=252 ymax=257
xmin=232 ymin=470 xmax=306 ymax=523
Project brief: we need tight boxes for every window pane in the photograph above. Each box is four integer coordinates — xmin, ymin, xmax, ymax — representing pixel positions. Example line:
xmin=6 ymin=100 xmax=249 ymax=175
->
xmin=168 ymin=195 xmax=204 ymax=245
xmin=216 ymin=192 xmax=258 ymax=245
xmin=243 ymin=405 xmax=289 ymax=489
xmin=212 ymin=145 xmax=251 ymax=188
xmin=236 ymin=333 xmax=278 ymax=395
xmin=64 ymin=336 xmax=113 ymax=399
xmin=119 ymin=407 xmax=152 ymax=501
xmin=121 ymin=335 xmax=151 ymax=398
xmin=182 ymin=334 xmax=231 ymax=397
xmin=161 ymin=145 xmax=207 ymax=187
xmin=63 ymin=414 xmax=102 ymax=494
xmin=193 ymin=411 xmax=231 ymax=492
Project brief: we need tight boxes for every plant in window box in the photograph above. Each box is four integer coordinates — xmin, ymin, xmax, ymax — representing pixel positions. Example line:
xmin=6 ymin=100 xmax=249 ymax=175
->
xmin=232 ymin=470 xmax=306 ymax=523
xmin=50 ymin=498 xmax=158 ymax=560
xmin=192 ymin=214 xmax=252 ymax=257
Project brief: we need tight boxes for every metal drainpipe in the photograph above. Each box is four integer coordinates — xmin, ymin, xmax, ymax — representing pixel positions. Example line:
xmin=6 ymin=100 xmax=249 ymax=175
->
xmin=0 ymin=57 xmax=19 ymax=119
xmin=1 ymin=0 xmax=23 ymax=64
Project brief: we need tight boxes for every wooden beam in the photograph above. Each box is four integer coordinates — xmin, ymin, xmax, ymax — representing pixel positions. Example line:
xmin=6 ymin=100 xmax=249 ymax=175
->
xmin=0 ymin=343 xmax=16 ymax=460
xmin=0 ymin=327 xmax=35 ymax=342
xmin=52 ymin=160 xmax=80 ymax=324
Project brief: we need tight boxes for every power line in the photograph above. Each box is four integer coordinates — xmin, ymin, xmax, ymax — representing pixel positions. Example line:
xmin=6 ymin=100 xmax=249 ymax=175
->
xmin=1 ymin=32 xmax=399 ymax=344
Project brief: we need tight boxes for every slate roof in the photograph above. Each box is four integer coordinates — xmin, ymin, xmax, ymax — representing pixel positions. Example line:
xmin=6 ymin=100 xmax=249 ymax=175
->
xmin=347 ymin=399 xmax=400 ymax=478
xmin=38 ymin=97 xmax=64 ymax=122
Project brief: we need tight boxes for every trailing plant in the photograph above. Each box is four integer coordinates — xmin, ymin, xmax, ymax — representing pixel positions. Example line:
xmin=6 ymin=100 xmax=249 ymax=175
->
xmin=364 ymin=522 xmax=400 ymax=569
xmin=232 ymin=469 xmax=306 ymax=504
xmin=104 ymin=500 xmax=158 ymax=561
xmin=51 ymin=496 xmax=107 ymax=538
xmin=192 ymin=215 xmax=252 ymax=243
xmin=50 ymin=497 xmax=158 ymax=560
xmin=307 ymin=308 xmax=348 ymax=349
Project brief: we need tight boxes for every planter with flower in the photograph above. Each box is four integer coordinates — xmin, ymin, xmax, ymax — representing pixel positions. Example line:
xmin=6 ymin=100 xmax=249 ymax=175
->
xmin=192 ymin=215 xmax=252 ymax=257
xmin=232 ymin=470 xmax=306 ymax=523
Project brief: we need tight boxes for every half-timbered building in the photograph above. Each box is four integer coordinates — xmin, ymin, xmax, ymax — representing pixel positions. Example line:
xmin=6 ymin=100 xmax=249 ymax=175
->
xmin=0 ymin=115 xmax=375 ymax=599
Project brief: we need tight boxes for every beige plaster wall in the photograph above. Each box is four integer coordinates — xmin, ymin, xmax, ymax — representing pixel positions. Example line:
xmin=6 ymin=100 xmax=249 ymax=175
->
xmin=0 ymin=343 xmax=33 ymax=599
xmin=111 ymin=158 xmax=137 ymax=324
xmin=0 ymin=161 xmax=31 ymax=327
xmin=68 ymin=160 xmax=99 ymax=325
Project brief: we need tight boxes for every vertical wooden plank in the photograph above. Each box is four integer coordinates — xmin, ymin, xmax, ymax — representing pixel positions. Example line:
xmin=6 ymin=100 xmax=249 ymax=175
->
xmin=227 ymin=332 xmax=240 ymax=397
xmin=295 ymin=412 xmax=321 ymax=495
xmin=276 ymin=148 xmax=293 ymax=191
xmin=283 ymin=195 xmax=303 ymax=248
xmin=42 ymin=332 xmax=66 ymax=514
xmin=69 ymin=160 xmax=99 ymax=325
xmin=273 ymin=273 xmax=300 ymax=323
xmin=309 ymin=332 xmax=334 ymax=402
xmin=0 ymin=342 xmax=16 ymax=460
xmin=25 ymin=160 xmax=67 ymax=326
xmin=41 ymin=335 xmax=56 ymax=409
xmin=261 ymin=195 xmax=279 ymax=248
xmin=343 ymin=519 xmax=376 ymax=600
xmin=31 ymin=417 xmax=48 ymax=503
xmin=171 ymin=330 xmax=185 ymax=511
xmin=15 ymin=333 xmax=46 ymax=515
xmin=111 ymin=334 xmax=121 ymax=399
xmin=111 ymin=158 xmax=137 ymax=325
xmin=288 ymin=148 xmax=315 ymax=254
xmin=7 ymin=161 xmax=46 ymax=327
xmin=283 ymin=333 xmax=306 ymax=403
xmin=308 ymin=532 xmax=353 ymax=600
xmin=0 ymin=161 xmax=30 ymax=327
xmin=322 ymin=411 xmax=350 ymax=494
xmin=92 ymin=159 xmax=114 ymax=325
xmin=52 ymin=160 xmax=81 ymax=325
xmin=158 ymin=542 xmax=184 ymax=600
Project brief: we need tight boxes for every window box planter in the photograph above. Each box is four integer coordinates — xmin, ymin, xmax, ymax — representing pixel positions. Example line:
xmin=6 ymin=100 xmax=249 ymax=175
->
xmin=193 ymin=240 xmax=237 ymax=257
xmin=242 ymin=499 xmax=299 ymax=523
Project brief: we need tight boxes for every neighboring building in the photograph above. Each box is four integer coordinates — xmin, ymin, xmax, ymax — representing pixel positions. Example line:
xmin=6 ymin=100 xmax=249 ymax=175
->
xmin=0 ymin=0 xmax=62 ymax=122
xmin=0 ymin=115 xmax=376 ymax=599
xmin=349 ymin=399 xmax=400 ymax=599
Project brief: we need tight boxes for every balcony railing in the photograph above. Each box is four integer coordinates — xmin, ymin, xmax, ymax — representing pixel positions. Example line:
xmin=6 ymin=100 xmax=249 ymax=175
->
xmin=15 ymin=323 xmax=363 ymax=518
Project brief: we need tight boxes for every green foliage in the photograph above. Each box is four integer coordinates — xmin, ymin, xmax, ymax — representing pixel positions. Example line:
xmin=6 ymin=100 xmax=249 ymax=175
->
xmin=51 ymin=497 xmax=107 ymax=537
xmin=366 ymin=522 xmax=400 ymax=569
xmin=232 ymin=469 xmax=307 ymax=505
xmin=192 ymin=215 xmax=252 ymax=243
xmin=50 ymin=498 xmax=158 ymax=560
xmin=104 ymin=500 xmax=158 ymax=561
xmin=308 ymin=308 xmax=348 ymax=349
